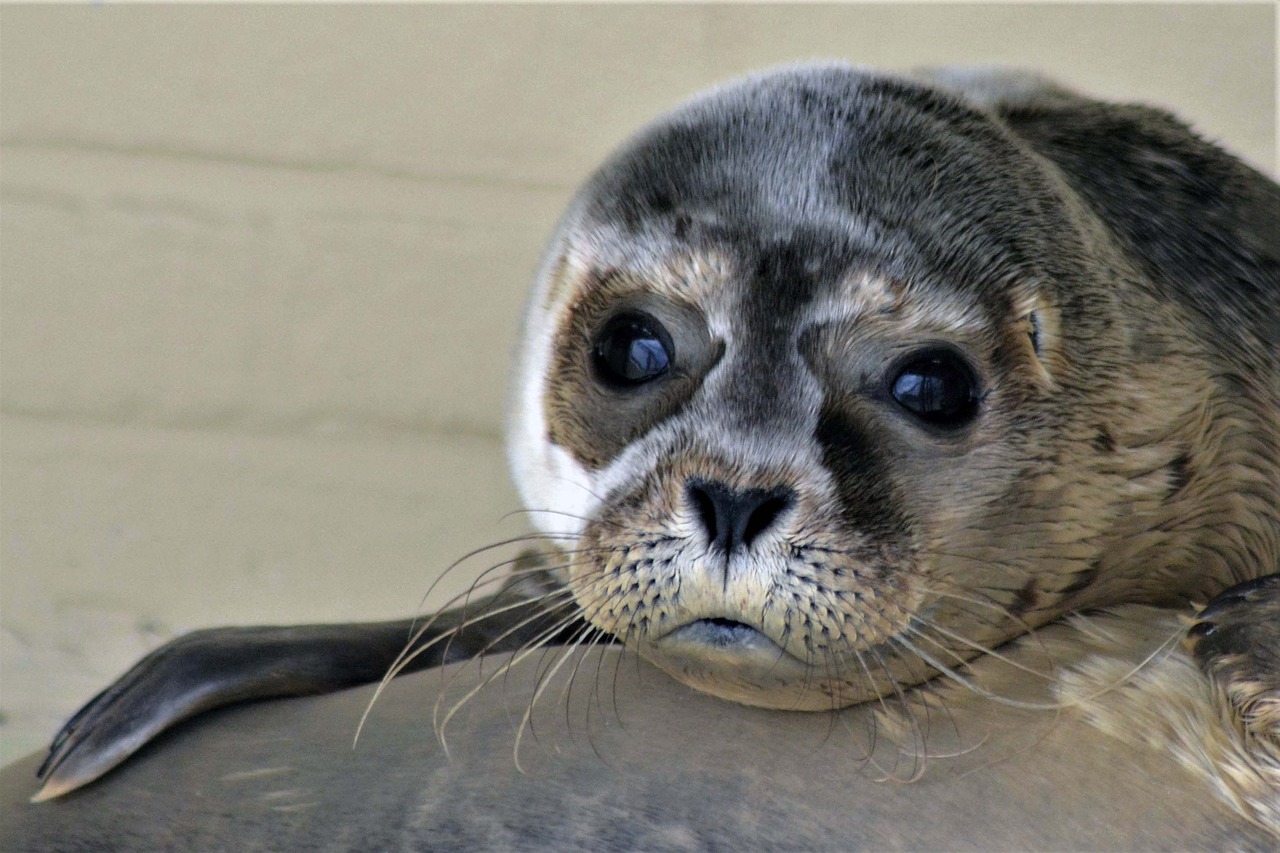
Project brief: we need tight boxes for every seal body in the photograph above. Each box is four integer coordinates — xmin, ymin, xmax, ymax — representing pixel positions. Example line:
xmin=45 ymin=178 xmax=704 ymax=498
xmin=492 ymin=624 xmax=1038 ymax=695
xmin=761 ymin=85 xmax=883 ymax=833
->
xmin=507 ymin=64 xmax=1279 ymax=709
xmin=6 ymin=613 xmax=1277 ymax=851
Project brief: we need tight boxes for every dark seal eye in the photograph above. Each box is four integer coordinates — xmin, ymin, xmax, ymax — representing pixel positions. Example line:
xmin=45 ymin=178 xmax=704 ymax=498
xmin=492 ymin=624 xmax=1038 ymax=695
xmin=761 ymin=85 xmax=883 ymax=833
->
xmin=592 ymin=312 xmax=673 ymax=388
xmin=889 ymin=350 xmax=980 ymax=427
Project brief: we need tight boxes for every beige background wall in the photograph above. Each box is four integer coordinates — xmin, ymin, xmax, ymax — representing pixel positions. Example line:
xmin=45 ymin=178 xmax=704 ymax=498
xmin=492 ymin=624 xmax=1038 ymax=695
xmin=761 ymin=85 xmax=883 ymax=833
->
xmin=1 ymin=4 xmax=1275 ymax=766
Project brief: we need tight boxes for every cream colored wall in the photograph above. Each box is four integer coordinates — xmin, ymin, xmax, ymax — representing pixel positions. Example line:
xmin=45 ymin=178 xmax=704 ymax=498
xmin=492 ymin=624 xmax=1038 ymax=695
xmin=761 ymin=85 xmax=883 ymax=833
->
xmin=1 ymin=4 xmax=1274 ymax=766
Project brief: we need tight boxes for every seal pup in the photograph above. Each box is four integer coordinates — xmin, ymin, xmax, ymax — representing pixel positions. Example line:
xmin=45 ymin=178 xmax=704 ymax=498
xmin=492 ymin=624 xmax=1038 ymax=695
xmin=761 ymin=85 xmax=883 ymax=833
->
xmin=29 ymin=65 xmax=1279 ymax=829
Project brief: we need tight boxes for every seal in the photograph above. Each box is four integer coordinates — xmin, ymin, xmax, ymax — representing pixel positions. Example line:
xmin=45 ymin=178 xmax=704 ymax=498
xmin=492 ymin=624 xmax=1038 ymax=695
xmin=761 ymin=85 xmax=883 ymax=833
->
xmin=25 ymin=65 xmax=1280 ymax=831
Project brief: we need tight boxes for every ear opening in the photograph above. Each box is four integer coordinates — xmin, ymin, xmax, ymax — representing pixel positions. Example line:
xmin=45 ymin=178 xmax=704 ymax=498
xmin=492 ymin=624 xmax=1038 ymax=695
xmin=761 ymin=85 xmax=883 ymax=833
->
xmin=1016 ymin=291 xmax=1059 ymax=386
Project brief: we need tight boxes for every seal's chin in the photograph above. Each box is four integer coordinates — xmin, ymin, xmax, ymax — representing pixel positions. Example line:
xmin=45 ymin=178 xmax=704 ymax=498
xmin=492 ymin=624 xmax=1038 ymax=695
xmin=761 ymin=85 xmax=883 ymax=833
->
xmin=638 ymin=618 xmax=850 ymax=711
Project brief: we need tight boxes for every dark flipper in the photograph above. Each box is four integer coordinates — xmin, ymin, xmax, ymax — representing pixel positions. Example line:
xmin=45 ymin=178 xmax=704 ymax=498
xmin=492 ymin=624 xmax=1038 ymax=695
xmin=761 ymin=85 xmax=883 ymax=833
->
xmin=1186 ymin=572 xmax=1280 ymax=743
xmin=34 ymin=562 xmax=586 ymax=801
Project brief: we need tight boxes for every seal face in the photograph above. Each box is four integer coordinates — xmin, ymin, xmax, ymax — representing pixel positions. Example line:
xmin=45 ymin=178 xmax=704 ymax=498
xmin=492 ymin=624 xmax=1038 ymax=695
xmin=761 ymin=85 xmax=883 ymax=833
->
xmin=507 ymin=64 xmax=1280 ymax=710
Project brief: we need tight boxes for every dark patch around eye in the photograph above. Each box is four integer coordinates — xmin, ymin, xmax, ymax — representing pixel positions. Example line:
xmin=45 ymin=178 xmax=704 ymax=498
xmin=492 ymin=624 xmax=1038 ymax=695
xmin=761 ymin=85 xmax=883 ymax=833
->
xmin=544 ymin=276 xmax=717 ymax=470
xmin=814 ymin=402 xmax=913 ymax=549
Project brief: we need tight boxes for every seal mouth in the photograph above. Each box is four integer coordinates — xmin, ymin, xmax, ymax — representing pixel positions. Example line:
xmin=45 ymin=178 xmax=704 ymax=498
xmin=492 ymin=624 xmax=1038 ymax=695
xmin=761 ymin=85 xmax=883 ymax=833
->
xmin=666 ymin=617 xmax=770 ymax=648
xmin=654 ymin=617 xmax=804 ymax=663
xmin=639 ymin=616 xmax=827 ymax=708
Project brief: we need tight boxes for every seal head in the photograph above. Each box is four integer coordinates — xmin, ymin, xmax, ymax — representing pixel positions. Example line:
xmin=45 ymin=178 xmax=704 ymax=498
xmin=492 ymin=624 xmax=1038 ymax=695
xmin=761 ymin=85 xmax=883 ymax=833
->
xmin=506 ymin=64 xmax=1279 ymax=709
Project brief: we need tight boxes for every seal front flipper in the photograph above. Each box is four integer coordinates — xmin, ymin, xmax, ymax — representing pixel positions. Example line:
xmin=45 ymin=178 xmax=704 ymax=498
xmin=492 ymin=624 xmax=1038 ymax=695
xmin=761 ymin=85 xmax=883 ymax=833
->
xmin=1184 ymin=572 xmax=1280 ymax=828
xmin=33 ymin=562 xmax=584 ymax=800
xmin=1187 ymin=572 xmax=1280 ymax=746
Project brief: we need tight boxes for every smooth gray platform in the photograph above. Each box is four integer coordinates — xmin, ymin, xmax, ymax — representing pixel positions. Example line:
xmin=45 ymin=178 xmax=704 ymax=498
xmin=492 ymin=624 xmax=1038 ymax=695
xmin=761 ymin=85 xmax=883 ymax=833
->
xmin=2 ymin=649 xmax=1270 ymax=851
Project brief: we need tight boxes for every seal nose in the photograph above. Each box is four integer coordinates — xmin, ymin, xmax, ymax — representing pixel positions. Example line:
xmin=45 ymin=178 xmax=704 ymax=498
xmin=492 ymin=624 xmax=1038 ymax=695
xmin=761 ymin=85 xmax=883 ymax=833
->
xmin=687 ymin=480 xmax=793 ymax=554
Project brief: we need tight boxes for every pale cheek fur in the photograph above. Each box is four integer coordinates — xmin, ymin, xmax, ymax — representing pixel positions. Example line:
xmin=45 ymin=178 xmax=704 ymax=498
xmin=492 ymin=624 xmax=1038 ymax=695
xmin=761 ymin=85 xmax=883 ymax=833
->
xmin=507 ymin=293 xmax=599 ymax=542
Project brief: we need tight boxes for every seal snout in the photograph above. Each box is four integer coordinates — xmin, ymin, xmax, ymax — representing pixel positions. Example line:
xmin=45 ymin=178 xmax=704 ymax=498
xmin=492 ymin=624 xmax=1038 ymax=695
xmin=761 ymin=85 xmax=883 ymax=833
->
xmin=686 ymin=479 xmax=794 ymax=555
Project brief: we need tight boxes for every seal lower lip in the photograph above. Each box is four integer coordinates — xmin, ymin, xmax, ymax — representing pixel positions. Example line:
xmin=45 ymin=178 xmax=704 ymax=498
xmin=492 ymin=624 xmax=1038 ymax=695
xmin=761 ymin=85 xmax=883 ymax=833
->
xmin=660 ymin=618 xmax=786 ymax=655
xmin=675 ymin=618 xmax=759 ymax=647
xmin=646 ymin=617 xmax=815 ymax=687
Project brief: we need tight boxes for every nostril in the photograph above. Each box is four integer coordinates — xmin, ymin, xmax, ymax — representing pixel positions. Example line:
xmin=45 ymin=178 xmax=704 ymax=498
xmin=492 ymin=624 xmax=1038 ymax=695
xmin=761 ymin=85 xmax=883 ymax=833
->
xmin=687 ymin=480 xmax=793 ymax=554
xmin=741 ymin=492 xmax=791 ymax=550
xmin=689 ymin=483 xmax=720 ymax=548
